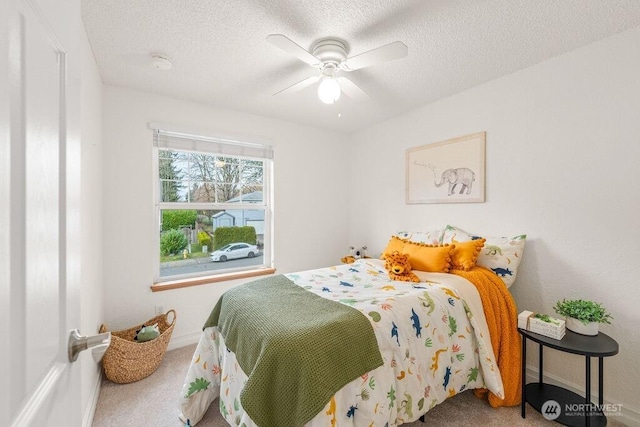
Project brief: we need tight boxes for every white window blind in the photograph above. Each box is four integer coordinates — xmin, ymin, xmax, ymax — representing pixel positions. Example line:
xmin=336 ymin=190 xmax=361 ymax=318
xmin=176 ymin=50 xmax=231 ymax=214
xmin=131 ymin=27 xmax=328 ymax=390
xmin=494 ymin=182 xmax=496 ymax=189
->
xmin=153 ymin=129 xmax=273 ymax=160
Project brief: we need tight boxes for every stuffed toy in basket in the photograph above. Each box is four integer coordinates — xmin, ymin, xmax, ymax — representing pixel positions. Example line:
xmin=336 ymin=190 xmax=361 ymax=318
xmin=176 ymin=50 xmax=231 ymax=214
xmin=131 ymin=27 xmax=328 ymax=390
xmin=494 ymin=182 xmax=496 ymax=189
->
xmin=99 ymin=309 xmax=176 ymax=383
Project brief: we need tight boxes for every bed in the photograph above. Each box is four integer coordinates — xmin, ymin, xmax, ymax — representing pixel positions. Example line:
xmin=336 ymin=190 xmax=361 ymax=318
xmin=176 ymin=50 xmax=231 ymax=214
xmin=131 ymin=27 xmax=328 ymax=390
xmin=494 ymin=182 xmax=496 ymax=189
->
xmin=178 ymin=234 xmax=523 ymax=427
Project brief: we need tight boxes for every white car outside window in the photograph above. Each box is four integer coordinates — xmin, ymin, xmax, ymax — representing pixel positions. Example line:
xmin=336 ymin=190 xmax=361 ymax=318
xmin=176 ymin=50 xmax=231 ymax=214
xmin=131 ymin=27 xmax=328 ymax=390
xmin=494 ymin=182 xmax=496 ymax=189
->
xmin=210 ymin=243 xmax=259 ymax=262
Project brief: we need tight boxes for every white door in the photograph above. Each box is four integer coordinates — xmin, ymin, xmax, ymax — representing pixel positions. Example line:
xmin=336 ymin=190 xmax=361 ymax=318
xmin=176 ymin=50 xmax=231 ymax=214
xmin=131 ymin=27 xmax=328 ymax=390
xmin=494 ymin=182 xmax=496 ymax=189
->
xmin=1 ymin=0 xmax=83 ymax=425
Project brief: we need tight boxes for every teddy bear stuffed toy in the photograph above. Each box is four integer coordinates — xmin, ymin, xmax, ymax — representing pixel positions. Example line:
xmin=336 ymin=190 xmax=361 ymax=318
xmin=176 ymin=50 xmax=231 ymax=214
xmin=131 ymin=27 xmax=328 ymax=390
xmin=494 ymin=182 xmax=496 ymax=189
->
xmin=384 ymin=251 xmax=420 ymax=283
xmin=341 ymin=245 xmax=369 ymax=264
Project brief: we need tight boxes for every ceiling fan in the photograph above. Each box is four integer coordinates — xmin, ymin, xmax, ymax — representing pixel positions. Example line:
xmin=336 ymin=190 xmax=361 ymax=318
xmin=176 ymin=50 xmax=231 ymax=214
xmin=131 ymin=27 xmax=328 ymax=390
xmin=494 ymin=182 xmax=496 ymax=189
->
xmin=266 ymin=34 xmax=408 ymax=104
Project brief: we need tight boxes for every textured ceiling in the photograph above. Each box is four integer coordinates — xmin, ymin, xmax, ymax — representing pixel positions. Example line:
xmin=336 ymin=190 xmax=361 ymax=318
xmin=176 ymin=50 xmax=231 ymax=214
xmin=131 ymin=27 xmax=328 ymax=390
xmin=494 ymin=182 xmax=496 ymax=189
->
xmin=82 ymin=0 xmax=640 ymax=134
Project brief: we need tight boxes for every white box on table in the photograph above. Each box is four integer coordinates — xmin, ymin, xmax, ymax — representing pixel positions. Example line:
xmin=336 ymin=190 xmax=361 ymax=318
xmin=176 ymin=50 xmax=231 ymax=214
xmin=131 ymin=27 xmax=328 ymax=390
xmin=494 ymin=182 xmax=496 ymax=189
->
xmin=518 ymin=310 xmax=565 ymax=340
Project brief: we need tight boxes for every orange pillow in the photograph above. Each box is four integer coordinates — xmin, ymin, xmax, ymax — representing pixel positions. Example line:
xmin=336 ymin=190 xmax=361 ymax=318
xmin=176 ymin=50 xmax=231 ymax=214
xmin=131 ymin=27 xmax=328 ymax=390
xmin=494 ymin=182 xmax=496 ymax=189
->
xmin=381 ymin=235 xmax=407 ymax=259
xmin=401 ymin=240 xmax=454 ymax=273
xmin=450 ymin=238 xmax=486 ymax=271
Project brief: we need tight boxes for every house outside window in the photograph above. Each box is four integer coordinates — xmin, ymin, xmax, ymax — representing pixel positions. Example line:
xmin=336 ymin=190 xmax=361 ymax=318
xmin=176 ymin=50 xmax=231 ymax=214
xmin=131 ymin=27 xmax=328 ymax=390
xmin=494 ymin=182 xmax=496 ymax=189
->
xmin=152 ymin=128 xmax=273 ymax=284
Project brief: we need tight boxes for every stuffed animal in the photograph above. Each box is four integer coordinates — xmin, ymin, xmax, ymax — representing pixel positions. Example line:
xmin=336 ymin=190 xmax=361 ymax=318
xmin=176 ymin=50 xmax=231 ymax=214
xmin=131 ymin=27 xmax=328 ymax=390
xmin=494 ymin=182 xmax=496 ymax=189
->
xmin=134 ymin=323 xmax=160 ymax=342
xmin=384 ymin=251 xmax=420 ymax=283
xmin=341 ymin=245 xmax=369 ymax=264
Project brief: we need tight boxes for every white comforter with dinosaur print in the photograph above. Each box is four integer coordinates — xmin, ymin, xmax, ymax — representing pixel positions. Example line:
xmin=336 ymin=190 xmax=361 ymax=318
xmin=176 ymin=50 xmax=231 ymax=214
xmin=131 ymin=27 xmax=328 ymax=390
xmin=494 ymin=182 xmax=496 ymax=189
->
xmin=179 ymin=259 xmax=503 ymax=426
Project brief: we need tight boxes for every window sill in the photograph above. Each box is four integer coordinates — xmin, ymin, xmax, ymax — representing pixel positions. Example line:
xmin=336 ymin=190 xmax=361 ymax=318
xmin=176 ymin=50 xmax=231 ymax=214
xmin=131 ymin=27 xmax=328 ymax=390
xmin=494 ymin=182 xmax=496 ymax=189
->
xmin=151 ymin=267 xmax=276 ymax=292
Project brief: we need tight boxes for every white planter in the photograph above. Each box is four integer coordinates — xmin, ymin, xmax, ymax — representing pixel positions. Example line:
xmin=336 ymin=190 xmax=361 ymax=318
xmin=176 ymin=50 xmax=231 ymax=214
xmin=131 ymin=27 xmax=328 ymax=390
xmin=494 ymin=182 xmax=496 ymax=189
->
xmin=566 ymin=317 xmax=599 ymax=336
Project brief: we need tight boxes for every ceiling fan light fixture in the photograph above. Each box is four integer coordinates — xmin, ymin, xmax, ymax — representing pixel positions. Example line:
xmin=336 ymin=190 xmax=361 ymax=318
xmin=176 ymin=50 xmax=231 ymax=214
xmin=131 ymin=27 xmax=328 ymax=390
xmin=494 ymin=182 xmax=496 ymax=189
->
xmin=267 ymin=34 xmax=408 ymax=103
xmin=318 ymin=77 xmax=341 ymax=104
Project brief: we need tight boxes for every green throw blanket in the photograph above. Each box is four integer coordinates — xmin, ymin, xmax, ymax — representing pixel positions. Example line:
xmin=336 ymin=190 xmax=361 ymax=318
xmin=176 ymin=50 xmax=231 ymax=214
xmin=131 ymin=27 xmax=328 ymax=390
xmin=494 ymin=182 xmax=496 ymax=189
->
xmin=203 ymin=274 xmax=384 ymax=427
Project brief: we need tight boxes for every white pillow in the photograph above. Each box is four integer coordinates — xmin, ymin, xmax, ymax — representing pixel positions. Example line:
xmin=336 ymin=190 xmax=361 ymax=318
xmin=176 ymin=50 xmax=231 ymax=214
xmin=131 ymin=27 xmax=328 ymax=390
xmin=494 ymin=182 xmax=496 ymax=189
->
xmin=441 ymin=225 xmax=526 ymax=288
xmin=395 ymin=229 xmax=445 ymax=245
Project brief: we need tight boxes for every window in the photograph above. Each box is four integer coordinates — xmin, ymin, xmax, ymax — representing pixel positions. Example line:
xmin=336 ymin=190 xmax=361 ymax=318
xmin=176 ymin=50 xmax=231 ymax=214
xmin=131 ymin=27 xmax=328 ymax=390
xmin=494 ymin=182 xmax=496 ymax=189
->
xmin=152 ymin=128 xmax=273 ymax=286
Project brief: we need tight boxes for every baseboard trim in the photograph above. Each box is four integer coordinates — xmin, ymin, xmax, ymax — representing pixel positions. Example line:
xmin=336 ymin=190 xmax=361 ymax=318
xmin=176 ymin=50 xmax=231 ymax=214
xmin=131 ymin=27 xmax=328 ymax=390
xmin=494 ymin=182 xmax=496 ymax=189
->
xmin=167 ymin=331 xmax=202 ymax=351
xmin=525 ymin=364 xmax=640 ymax=426
xmin=82 ymin=369 xmax=103 ymax=427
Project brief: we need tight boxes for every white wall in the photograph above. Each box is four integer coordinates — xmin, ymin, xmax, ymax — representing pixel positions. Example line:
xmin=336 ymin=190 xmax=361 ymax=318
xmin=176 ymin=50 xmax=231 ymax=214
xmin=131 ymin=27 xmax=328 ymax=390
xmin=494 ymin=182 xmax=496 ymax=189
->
xmin=79 ymin=25 xmax=104 ymax=425
xmin=349 ymin=26 xmax=640 ymax=421
xmin=101 ymin=86 xmax=350 ymax=345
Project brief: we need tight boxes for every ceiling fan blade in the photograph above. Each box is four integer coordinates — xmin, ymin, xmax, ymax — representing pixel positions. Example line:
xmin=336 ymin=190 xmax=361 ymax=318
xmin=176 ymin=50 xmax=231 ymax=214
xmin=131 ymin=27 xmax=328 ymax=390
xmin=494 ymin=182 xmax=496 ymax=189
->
xmin=266 ymin=34 xmax=320 ymax=67
xmin=342 ymin=41 xmax=408 ymax=71
xmin=273 ymin=75 xmax=320 ymax=96
xmin=337 ymin=77 xmax=369 ymax=102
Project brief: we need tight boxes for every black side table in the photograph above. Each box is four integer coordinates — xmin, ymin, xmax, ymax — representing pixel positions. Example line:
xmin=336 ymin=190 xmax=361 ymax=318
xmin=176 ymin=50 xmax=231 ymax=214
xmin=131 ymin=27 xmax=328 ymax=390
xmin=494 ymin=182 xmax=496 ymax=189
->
xmin=519 ymin=328 xmax=618 ymax=427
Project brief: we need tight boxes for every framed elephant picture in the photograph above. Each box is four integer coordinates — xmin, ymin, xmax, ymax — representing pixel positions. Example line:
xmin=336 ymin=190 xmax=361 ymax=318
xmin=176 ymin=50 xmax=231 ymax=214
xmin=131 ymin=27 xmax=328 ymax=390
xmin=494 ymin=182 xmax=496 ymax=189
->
xmin=406 ymin=132 xmax=485 ymax=204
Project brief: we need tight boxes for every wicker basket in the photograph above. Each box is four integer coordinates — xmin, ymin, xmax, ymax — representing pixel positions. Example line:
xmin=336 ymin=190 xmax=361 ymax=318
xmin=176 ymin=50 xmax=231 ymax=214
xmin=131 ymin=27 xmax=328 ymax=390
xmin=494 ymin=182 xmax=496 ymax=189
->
xmin=99 ymin=309 xmax=176 ymax=384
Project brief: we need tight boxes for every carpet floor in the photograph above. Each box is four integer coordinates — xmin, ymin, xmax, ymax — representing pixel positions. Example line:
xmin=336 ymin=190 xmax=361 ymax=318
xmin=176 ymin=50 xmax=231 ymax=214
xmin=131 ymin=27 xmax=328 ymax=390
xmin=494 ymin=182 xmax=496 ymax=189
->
xmin=92 ymin=344 xmax=568 ymax=426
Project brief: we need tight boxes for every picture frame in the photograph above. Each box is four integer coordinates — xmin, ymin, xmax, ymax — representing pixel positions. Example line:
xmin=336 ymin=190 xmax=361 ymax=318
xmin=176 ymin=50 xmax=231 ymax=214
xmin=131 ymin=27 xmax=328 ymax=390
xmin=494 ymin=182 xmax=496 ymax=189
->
xmin=406 ymin=132 xmax=486 ymax=204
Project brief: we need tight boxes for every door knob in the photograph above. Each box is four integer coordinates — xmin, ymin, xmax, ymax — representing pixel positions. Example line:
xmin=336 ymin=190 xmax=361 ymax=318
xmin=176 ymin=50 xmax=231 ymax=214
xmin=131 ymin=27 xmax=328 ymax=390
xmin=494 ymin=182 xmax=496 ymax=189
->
xmin=68 ymin=329 xmax=111 ymax=362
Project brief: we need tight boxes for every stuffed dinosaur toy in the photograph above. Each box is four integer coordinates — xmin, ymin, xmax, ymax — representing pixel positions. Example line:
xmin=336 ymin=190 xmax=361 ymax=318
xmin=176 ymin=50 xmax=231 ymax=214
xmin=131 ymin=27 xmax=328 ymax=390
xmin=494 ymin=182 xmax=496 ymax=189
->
xmin=384 ymin=251 xmax=420 ymax=283
xmin=134 ymin=323 xmax=160 ymax=342
xmin=341 ymin=245 xmax=369 ymax=264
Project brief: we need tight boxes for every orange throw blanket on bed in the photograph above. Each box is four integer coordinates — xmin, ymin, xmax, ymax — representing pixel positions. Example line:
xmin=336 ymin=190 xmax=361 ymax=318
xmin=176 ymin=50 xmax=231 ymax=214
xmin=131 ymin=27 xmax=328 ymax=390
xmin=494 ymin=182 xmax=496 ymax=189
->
xmin=452 ymin=267 xmax=521 ymax=407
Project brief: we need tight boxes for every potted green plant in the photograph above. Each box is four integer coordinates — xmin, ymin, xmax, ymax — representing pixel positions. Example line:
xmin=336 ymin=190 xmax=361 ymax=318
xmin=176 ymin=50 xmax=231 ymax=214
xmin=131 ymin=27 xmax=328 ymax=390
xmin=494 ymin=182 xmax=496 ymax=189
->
xmin=553 ymin=299 xmax=612 ymax=336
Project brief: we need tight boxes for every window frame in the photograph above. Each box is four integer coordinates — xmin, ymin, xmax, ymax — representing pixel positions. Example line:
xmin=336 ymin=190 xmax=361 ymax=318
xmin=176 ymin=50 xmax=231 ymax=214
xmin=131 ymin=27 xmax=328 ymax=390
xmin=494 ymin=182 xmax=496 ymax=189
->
xmin=150 ymin=127 xmax=274 ymax=289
